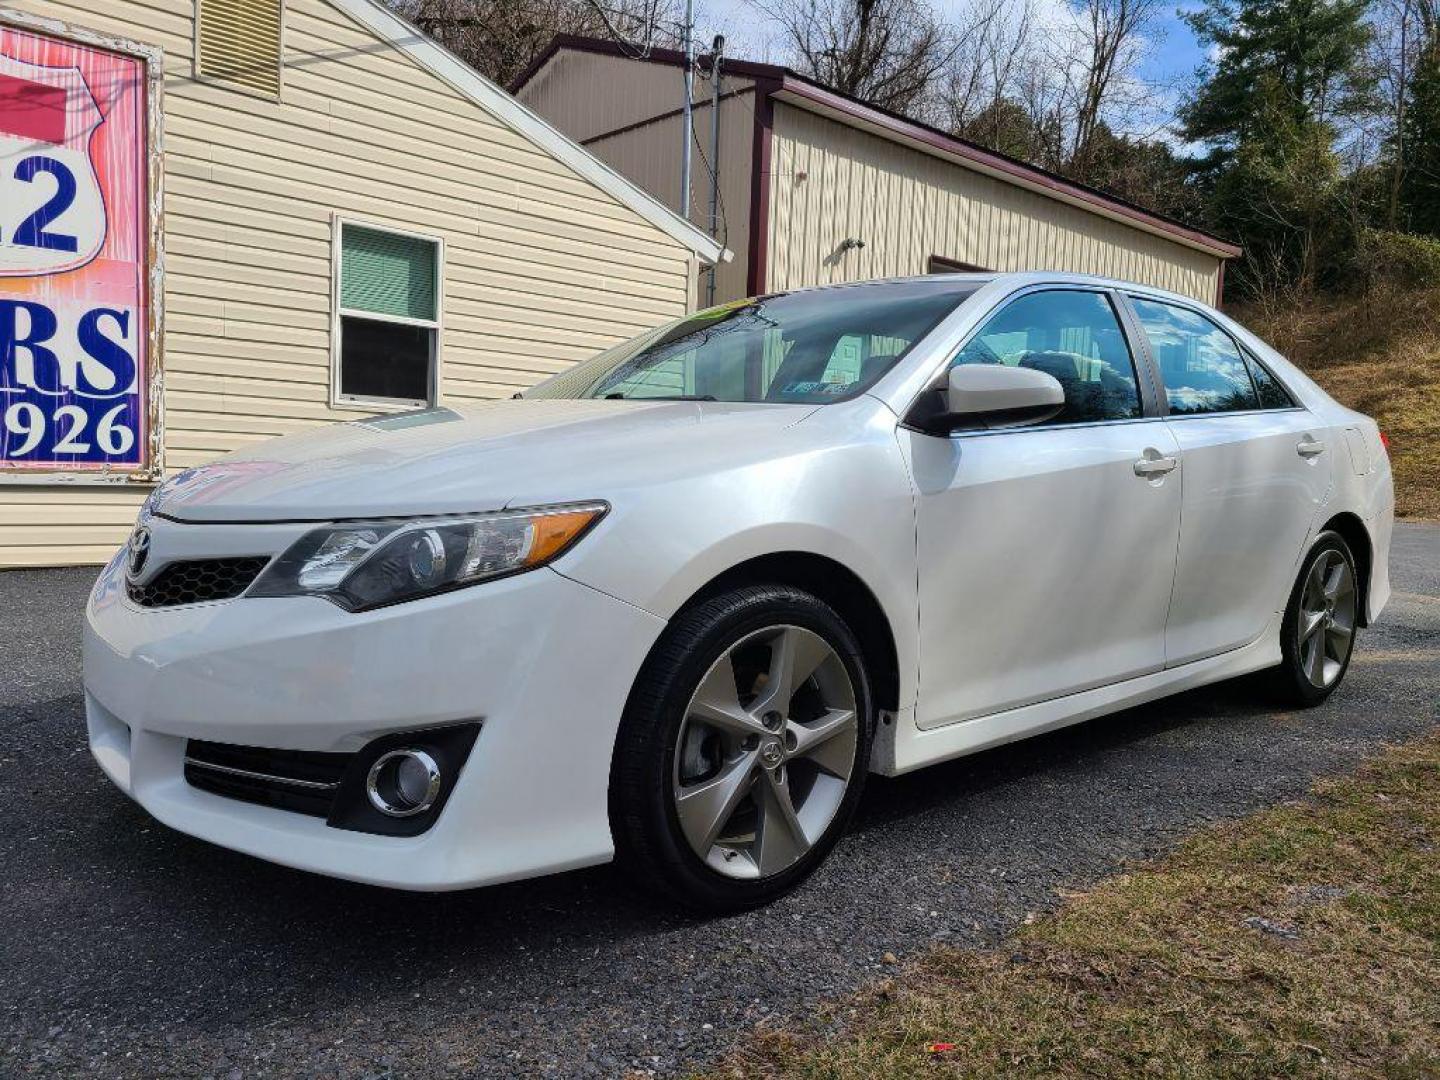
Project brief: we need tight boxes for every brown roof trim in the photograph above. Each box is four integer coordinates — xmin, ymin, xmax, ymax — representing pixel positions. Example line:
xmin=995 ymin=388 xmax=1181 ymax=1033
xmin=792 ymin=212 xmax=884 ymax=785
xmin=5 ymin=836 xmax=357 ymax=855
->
xmin=509 ymin=33 xmax=786 ymax=94
xmin=514 ymin=34 xmax=1242 ymax=260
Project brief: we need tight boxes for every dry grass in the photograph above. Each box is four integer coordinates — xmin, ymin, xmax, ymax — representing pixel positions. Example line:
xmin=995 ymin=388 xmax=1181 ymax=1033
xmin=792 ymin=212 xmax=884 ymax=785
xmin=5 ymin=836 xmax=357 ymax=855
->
xmin=1233 ymin=285 xmax=1440 ymax=519
xmin=706 ymin=734 xmax=1440 ymax=1079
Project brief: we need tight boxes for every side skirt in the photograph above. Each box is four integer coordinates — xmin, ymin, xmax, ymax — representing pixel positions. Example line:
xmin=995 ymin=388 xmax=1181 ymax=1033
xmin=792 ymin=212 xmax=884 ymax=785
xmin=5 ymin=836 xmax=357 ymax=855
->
xmin=870 ymin=615 xmax=1283 ymax=777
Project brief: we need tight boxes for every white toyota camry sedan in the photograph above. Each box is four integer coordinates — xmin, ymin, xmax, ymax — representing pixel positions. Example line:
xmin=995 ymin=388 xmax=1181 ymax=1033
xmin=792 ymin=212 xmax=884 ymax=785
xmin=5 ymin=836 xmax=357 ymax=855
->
xmin=84 ymin=272 xmax=1393 ymax=911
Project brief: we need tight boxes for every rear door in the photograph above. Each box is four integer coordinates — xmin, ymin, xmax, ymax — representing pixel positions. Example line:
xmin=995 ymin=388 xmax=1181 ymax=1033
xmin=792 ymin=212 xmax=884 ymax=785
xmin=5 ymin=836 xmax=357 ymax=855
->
xmin=907 ymin=286 xmax=1183 ymax=729
xmin=1124 ymin=295 xmax=1332 ymax=666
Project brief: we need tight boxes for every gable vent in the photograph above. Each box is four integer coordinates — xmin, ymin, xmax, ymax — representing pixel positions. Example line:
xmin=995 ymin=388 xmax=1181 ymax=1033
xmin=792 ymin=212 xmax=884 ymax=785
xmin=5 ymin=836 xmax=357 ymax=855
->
xmin=198 ymin=0 xmax=283 ymax=98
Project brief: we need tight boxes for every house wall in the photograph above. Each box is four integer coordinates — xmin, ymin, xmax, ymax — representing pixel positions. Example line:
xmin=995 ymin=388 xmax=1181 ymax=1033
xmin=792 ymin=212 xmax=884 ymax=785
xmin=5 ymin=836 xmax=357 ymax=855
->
xmin=0 ymin=0 xmax=696 ymax=567
xmin=766 ymin=101 xmax=1223 ymax=303
xmin=517 ymin=47 xmax=754 ymax=304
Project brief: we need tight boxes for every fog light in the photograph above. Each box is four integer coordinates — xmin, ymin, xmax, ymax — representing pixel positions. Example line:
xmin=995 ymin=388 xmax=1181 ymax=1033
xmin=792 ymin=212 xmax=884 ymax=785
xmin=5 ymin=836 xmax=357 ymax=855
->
xmin=366 ymin=748 xmax=442 ymax=817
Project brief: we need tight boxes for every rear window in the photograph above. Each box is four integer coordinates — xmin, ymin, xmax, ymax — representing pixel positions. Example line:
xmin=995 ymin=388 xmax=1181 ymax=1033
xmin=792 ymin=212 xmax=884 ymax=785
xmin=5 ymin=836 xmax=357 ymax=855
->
xmin=1130 ymin=298 xmax=1259 ymax=415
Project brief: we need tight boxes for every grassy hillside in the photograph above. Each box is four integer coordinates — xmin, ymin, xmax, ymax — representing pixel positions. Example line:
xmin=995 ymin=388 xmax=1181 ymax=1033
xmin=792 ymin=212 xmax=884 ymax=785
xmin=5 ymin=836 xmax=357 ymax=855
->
xmin=1232 ymin=285 xmax=1440 ymax=519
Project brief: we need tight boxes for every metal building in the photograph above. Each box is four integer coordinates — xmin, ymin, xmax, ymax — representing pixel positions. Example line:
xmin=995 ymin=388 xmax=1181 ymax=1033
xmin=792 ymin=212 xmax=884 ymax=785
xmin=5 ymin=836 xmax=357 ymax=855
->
xmin=513 ymin=36 xmax=1240 ymax=307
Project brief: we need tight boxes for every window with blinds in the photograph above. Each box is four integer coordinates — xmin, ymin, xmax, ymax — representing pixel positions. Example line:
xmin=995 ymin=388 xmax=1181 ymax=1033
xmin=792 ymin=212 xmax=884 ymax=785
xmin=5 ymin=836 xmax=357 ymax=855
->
xmin=197 ymin=0 xmax=284 ymax=98
xmin=341 ymin=226 xmax=438 ymax=323
xmin=335 ymin=222 xmax=442 ymax=407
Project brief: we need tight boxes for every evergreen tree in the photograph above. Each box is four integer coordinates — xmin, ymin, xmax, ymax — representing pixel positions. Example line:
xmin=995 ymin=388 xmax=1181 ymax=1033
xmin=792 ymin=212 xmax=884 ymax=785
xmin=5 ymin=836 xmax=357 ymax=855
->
xmin=1401 ymin=44 xmax=1440 ymax=235
xmin=1181 ymin=0 xmax=1376 ymax=292
xmin=1182 ymin=0 xmax=1375 ymax=149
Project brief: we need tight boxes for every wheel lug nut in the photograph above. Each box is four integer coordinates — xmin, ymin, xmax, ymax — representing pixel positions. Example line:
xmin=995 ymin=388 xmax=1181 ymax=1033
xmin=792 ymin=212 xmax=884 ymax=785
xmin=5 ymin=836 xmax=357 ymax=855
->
xmin=742 ymin=735 xmax=759 ymax=750
xmin=762 ymin=710 xmax=783 ymax=731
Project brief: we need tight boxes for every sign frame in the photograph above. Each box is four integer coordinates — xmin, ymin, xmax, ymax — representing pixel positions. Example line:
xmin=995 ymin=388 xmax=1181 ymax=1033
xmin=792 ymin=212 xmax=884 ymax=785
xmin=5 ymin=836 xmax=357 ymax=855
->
xmin=0 ymin=7 xmax=164 ymax=486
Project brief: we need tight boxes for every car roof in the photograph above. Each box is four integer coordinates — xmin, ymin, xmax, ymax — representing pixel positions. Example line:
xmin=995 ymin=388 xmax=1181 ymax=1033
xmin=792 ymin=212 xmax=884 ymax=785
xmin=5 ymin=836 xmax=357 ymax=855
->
xmin=775 ymin=272 xmax=1215 ymax=312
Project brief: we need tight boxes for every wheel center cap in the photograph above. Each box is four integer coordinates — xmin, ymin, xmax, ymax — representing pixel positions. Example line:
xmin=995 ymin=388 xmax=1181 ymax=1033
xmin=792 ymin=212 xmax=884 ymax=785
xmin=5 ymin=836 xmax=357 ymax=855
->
xmin=759 ymin=738 xmax=785 ymax=769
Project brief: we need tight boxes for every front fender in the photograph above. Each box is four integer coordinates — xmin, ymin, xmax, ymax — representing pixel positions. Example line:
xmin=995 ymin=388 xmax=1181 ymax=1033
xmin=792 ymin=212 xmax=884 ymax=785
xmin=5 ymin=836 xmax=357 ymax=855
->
xmin=551 ymin=406 xmax=922 ymax=710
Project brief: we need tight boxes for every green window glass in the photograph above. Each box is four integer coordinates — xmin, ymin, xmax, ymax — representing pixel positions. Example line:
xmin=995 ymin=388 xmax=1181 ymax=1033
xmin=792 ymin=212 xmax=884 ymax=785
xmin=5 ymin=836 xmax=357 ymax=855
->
xmin=340 ymin=225 xmax=437 ymax=321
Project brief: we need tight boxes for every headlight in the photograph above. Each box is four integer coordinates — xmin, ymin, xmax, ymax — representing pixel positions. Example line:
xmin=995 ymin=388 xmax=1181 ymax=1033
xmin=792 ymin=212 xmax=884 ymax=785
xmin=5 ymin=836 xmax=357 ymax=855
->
xmin=250 ymin=502 xmax=607 ymax=611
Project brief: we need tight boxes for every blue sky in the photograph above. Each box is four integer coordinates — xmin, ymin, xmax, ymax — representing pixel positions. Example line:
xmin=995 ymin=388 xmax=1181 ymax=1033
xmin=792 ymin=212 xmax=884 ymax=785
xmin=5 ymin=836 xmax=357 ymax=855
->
xmin=1140 ymin=4 xmax=1208 ymax=88
xmin=696 ymin=0 xmax=1212 ymax=108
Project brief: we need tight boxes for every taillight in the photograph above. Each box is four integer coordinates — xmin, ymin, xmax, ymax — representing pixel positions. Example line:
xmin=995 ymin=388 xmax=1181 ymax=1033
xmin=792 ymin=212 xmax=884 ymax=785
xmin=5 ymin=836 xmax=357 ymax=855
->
xmin=1379 ymin=430 xmax=1391 ymax=454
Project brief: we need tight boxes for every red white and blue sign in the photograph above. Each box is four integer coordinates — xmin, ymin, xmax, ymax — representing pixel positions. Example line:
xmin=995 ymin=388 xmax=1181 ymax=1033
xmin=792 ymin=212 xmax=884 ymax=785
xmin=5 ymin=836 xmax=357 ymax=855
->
xmin=0 ymin=23 xmax=152 ymax=473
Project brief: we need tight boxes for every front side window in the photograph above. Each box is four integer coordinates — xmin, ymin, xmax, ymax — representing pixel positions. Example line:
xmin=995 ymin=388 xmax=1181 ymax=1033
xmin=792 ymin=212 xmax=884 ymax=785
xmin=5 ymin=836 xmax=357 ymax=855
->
xmin=1129 ymin=298 xmax=1259 ymax=415
xmin=948 ymin=289 xmax=1143 ymax=425
xmin=526 ymin=281 xmax=976 ymax=405
xmin=336 ymin=222 xmax=440 ymax=407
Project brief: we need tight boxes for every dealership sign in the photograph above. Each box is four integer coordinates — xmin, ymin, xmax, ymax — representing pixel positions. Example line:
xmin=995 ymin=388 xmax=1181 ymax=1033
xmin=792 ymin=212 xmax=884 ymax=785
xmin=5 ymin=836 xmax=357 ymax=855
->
xmin=0 ymin=20 xmax=157 ymax=477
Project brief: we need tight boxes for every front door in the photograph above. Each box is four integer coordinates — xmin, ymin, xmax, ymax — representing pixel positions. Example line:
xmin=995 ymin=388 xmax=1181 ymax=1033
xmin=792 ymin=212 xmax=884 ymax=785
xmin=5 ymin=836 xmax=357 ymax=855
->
xmin=1125 ymin=297 xmax=1333 ymax=665
xmin=906 ymin=287 xmax=1183 ymax=730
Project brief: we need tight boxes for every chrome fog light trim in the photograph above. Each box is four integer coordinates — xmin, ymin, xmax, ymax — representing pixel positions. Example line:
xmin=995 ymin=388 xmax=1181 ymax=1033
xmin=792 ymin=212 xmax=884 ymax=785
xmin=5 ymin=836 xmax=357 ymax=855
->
xmin=365 ymin=748 xmax=442 ymax=818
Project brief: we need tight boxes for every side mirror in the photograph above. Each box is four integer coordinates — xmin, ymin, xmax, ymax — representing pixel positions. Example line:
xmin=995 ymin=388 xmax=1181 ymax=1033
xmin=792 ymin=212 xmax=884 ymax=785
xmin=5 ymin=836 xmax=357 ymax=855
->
xmin=911 ymin=364 xmax=1066 ymax=434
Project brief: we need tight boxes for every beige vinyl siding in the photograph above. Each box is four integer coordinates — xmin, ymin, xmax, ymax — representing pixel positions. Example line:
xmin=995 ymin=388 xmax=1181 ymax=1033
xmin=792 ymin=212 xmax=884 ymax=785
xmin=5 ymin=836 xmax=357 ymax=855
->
xmin=766 ymin=102 xmax=1222 ymax=303
xmin=1 ymin=0 xmax=694 ymax=567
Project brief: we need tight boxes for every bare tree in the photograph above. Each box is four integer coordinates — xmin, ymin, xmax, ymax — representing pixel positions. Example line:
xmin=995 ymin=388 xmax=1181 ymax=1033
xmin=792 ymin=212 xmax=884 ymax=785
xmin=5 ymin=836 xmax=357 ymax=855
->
xmin=395 ymin=0 xmax=682 ymax=86
xmin=1372 ymin=0 xmax=1440 ymax=228
xmin=751 ymin=0 xmax=959 ymax=118
xmin=944 ymin=0 xmax=1039 ymax=146
xmin=1057 ymin=0 xmax=1165 ymax=181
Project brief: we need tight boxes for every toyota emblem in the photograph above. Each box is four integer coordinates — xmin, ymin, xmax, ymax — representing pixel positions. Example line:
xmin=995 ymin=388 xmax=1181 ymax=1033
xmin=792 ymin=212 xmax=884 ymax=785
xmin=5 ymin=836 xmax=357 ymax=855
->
xmin=127 ymin=525 xmax=151 ymax=579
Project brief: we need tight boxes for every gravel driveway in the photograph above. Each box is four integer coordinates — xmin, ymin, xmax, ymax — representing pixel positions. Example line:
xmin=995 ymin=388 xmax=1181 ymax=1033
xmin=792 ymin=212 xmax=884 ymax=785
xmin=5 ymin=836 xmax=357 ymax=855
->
xmin=3 ymin=522 xmax=1437 ymax=1078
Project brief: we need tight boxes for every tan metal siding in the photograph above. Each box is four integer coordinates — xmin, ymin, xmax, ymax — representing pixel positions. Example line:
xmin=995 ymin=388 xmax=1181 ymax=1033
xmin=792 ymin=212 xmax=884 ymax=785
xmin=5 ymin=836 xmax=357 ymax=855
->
xmin=583 ymin=93 xmax=754 ymax=304
xmin=517 ymin=49 xmax=754 ymax=304
xmin=519 ymin=48 xmax=698 ymax=144
xmin=767 ymin=102 xmax=1221 ymax=302
xmin=1 ymin=0 xmax=694 ymax=567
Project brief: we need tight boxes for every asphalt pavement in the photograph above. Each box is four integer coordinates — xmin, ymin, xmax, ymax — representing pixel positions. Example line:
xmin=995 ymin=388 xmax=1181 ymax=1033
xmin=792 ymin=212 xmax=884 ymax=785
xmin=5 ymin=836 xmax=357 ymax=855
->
xmin=2 ymin=523 xmax=1437 ymax=1078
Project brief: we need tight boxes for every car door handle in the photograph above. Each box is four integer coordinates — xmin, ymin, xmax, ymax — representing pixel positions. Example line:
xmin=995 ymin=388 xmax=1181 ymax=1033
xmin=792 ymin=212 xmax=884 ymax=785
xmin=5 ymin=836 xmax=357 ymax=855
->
xmin=1297 ymin=437 xmax=1326 ymax=457
xmin=1133 ymin=455 xmax=1178 ymax=477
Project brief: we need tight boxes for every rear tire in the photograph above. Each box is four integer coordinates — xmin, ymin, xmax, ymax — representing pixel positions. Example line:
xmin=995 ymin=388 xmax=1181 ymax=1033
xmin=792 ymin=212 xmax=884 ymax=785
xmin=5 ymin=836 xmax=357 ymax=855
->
xmin=1270 ymin=531 xmax=1360 ymax=707
xmin=609 ymin=585 xmax=873 ymax=913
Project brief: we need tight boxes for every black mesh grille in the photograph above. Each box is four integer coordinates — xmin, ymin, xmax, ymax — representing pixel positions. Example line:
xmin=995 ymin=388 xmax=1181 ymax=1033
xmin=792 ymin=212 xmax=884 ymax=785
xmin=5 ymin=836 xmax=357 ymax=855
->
xmin=184 ymin=740 xmax=351 ymax=818
xmin=127 ymin=557 xmax=270 ymax=608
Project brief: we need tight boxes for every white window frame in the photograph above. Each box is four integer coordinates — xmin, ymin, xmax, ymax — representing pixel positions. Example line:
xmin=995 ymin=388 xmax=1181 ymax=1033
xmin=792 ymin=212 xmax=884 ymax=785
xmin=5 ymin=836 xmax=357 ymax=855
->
xmin=330 ymin=214 xmax=445 ymax=411
xmin=193 ymin=0 xmax=287 ymax=103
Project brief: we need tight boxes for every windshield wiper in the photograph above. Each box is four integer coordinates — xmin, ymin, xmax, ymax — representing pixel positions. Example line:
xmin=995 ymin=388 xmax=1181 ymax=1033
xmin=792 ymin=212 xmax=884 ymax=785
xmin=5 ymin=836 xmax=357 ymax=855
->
xmin=603 ymin=393 xmax=718 ymax=401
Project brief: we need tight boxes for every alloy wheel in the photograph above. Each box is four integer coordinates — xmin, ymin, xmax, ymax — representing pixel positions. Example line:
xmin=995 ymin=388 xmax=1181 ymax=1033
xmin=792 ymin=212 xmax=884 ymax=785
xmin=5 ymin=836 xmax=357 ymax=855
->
xmin=1297 ymin=548 xmax=1356 ymax=689
xmin=672 ymin=625 xmax=858 ymax=880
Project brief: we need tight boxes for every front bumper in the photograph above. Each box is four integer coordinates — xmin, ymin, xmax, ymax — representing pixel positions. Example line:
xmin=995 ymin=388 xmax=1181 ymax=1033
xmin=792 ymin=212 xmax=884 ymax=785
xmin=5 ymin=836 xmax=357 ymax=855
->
xmin=83 ymin=552 xmax=666 ymax=890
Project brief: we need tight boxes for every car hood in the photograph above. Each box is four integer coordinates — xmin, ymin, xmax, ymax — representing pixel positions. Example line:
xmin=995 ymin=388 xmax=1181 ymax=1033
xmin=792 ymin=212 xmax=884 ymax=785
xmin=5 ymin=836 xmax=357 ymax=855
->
xmin=153 ymin=399 xmax=821 ymax=523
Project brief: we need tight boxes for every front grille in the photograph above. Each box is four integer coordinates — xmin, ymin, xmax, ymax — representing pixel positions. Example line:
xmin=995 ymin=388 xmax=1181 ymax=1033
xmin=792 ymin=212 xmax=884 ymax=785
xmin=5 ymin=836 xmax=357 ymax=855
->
xmin=184 ymin=739 xmax=350 ymax=818
xmin=127 ymin=557 xmax=270 ymax=608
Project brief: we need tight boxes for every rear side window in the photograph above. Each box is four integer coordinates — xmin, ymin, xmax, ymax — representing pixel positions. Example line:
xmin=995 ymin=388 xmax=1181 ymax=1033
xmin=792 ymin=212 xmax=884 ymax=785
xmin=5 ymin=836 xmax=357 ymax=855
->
xmin=949 ymin=289 xmax=1142 ymax=425
xmin=1129 ymin=298 xmax=1259 ymax=415
xmin=1243 ymin=350 xmax=1296 ymax=409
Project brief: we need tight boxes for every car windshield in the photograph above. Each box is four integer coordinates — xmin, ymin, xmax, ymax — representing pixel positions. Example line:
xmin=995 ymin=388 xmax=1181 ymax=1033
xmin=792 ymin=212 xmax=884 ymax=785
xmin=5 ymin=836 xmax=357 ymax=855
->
xmin=524 ymin=280 xmax=980 ymax=405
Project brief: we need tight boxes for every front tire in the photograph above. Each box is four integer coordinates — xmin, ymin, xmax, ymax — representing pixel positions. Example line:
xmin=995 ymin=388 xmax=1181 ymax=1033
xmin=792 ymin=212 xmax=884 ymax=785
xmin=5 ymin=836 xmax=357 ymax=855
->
xmin=1272 ymin=531 xmax=1360 ymax=707
xmin=610 ymin=585 xmax=873 ymax=913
